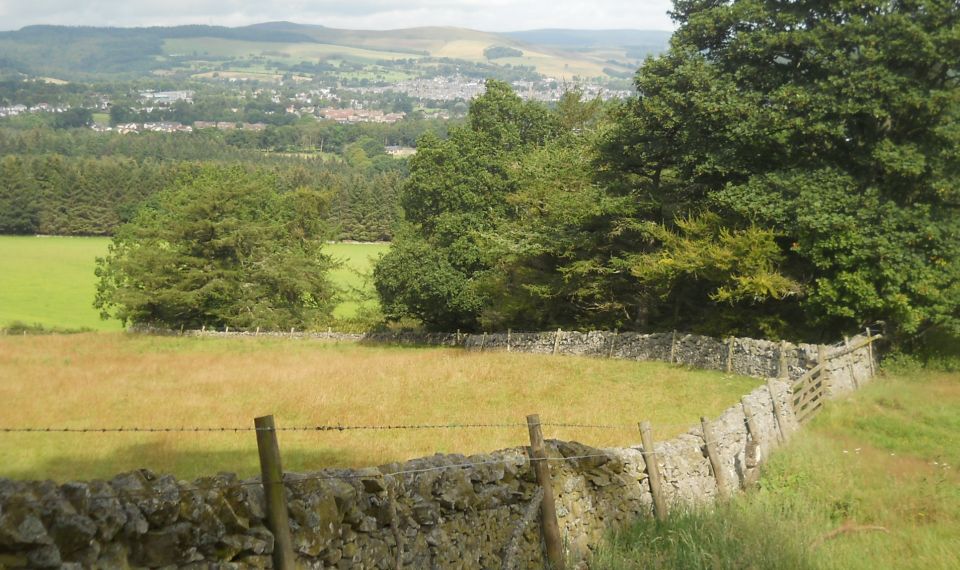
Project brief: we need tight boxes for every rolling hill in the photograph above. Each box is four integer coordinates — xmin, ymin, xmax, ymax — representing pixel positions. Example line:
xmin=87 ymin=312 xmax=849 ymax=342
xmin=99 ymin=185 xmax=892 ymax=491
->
xmin=0 ymin=22 xmax=671 ymax=81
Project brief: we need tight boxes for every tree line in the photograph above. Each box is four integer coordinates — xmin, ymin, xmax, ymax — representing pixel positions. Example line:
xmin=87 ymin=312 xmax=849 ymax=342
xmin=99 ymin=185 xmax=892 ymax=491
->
xmin=374 ymin=0 xmax=960 ymax=345
xmin=91 ymin=0 xmax=960 ymax=345
xmin=0 ymin=126 xmax=408 ymax=240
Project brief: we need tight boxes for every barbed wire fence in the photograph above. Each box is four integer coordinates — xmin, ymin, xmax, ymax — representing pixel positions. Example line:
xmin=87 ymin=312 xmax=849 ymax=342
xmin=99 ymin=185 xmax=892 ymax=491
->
xmin=2 ymin=411 xmax=732 ymax=569
xmin=0 ymin=330 xmax=880 ymax=568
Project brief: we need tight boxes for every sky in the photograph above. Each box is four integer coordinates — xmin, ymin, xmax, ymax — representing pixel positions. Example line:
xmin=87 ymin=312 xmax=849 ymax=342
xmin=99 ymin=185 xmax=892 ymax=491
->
xmin=0 ymin=0 xmax=676 ymax=32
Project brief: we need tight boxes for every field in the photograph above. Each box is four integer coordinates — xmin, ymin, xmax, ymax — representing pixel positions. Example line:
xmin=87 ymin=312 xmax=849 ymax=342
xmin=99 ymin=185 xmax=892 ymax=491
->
xmin=0 ymin=236 xmax=388 ymax=330
xmin=593 ymin=367 xmax=960 ymax=570
xmin=0 ymin=236 xmax=119 ymax=331
xmin=326 ymin=242 xmax=390 ymax=319
xmin=0 ymin=333 xmax=760 ymax=482
xmin=162 ymin=32 xmax=622 ymax=79
xmin=164 ymin=37 xmax=423 ymax=64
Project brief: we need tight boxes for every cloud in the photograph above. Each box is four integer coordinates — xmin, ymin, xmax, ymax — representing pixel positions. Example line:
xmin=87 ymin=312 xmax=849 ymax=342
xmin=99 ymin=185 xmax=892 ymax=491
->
xmin=0 ymin=0 xmax=676 ymax=31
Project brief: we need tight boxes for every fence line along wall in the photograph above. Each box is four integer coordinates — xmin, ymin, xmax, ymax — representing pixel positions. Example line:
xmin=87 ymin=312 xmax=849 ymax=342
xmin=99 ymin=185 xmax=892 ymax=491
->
xmin=0 ymin=332 xmax=879 ymax=569
xmin=184 ymin=327 xmax=873 ymax=393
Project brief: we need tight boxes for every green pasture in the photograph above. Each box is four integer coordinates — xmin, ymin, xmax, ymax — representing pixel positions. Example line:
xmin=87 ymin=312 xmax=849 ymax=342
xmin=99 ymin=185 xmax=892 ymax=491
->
xmin=0 ymin=236 xmax=117 ymax=331
xmin=327 ymin=242 xmax=390 ymax=319
xmin=0 ymin=236 xmax=388 ymax=331
xmin=592 ymin=368 xmax=960 ymax=570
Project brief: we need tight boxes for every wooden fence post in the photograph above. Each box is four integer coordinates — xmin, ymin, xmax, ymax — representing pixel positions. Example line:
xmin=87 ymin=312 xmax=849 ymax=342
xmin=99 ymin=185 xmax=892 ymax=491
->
xmin=779 ymin=340 xmax=788 ymax=379
xmin=526 ymin=415 xmax=564 ymax=570
xmin=817 ymin=345 xmax=831 ymax=391
xmin=553 ymin=328 xmax=562 ymax=355
xmin=480 ymin=332 xmax=487 ymax=352
xmin=701 ymin=416 xmax=731 ymax=499
xmin=865 ymin=327 xmax=875 ymax=377
xmin=638 ymin=421 xmax=667 ymax=521
xmin=507 ymin=328 xmax=512 ymax=352
xmin=254 ymin=415 xmax=295 ymax=570
xmin=741 ymin=398 xmax=762 ymax=482
xmin=608 ymin=329 xmax=618 ymax=359
xmin=671 ymin=330 xmax=678 ymax=364
xmin=844 ymin=336 xmax=859 ymax=389
xmin=726 ymin=336 xmax=734 ymax=373
xmin=225 ymin=325 xmax=229 ymax=334
xmin=255 ymin=326 xmax=260 ymax=337
xmin=766 ymin=378 xmax=788 ymax=442
xmin=740 ymin=398 xmax=762 ymax=449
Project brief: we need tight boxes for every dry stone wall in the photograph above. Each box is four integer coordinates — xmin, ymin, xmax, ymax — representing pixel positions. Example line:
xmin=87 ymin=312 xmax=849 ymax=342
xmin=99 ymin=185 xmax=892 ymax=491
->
xmin=0 ymin=331 xmax=877 ymax=568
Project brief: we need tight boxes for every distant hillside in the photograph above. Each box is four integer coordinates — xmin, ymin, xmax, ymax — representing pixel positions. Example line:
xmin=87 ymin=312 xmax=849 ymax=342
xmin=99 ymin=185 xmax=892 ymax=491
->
xmin=504 ymin=29 xmax=672 ymax=49
xmin=0 ymin=23 xmax=671 ymax=81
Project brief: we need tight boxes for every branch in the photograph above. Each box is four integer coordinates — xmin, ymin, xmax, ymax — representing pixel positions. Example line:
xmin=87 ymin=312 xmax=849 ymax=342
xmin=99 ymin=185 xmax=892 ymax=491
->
xmin=809 ymin=520 xmax=889 ymax=550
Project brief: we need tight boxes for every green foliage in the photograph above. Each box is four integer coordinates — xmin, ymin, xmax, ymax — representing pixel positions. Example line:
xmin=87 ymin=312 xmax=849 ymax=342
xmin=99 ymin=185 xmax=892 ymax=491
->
xmin=483 ymin=45 xmax=523 ymax=60
xmin=0 ymin=156 xmax=39 ymax=233
xmin=601 ymin=0 xmax=960 ymax=342
xmin=0 ymin=125 xmax=412 ymax=241
xmin=1 ymin=321 xmax=93 ymax=335
xmin=94 ymin=166 xmax=338 ymax=329
xmin=373 ymin=231 xmax=487 ymax=330
xmin=477 ymin=134 xmax=642 ymax=330
xmin=629 ymin=214 xmax=802 ymax=337
xmin=374 ymin=80 xmax=563 ymax=330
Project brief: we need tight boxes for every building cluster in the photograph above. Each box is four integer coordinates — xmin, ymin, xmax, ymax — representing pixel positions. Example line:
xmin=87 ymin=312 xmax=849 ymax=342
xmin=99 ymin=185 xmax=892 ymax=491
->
xmin=92 ymin=122 xmax=194 ymax=134
xmin=317 ymin=108 xmax=406 ymax=124
xmin=193 ymin=121 xmax=268 ymax=131
xmin=138 ymin=90 xmax=195 ymax=104
xmin=351 ymin=75 xmax=633 ymax=103
xmin=0 ymin=103 xmax=71 ymax=118
xmin=355 ymin=76 xmax=486 ymax=102
xmin=385 ymin=145 xmax=417 ymax=157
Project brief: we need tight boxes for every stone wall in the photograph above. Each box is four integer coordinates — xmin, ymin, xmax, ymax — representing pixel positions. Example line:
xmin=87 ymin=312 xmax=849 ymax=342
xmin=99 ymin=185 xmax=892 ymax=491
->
xmin=0 ymin=332 xmax=878 ymax=569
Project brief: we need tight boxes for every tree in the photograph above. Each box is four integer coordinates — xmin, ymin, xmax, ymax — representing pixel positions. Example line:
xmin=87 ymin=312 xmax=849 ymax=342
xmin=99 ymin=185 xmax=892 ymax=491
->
xmin=373 ymin=80 xmax=563 ymax=330
xmin=603 ymin=0 xmax=960 ymax=342
xmin=94 ymin=165 xmax=338 ymax=329
xmin=0 ymin=156 xmax=39 ymax=234
xmin=53 ymin=107 xmax=92 ymax=129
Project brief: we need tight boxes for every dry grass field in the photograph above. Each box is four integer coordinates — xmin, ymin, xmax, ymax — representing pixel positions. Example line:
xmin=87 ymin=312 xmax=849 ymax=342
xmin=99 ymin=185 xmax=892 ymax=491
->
xmin=0 ymin=333 xmax=760 ymax=482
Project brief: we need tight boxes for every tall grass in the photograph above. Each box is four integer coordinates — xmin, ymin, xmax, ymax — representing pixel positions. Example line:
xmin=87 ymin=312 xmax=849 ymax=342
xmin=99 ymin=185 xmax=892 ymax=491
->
xmin=592 ymin=370 xmax=960 ymax=570
xmin=0 ymin=333 xmax=759 ymax=482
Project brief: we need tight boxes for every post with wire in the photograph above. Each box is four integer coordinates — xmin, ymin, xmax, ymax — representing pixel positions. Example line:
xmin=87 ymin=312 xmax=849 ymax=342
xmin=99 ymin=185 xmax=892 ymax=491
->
xmin=254 ymin=415 xmax=296 ymax=570
xmin=526 ymin=414 xmax=564 ymax=569
xmin=638 ymin=421 xmax=667 ymax=521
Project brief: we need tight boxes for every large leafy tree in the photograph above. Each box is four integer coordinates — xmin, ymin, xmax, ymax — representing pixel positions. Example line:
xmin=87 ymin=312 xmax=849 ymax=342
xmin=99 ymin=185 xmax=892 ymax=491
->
xmin=374 ymin=80 xmax=563 ymax=330
xmin=603 ymin=0 xmax=960 ymax=341
xmin=94 ymin=165 xmax=338 ymax=329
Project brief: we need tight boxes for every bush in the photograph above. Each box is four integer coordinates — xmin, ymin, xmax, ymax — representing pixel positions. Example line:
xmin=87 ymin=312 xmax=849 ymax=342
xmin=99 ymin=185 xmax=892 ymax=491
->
xmin=94 ymin=165 xmax=339 ymax=330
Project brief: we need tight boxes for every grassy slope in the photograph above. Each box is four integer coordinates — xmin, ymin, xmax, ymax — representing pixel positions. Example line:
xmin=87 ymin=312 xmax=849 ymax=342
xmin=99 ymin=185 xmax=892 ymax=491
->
xmin=0 ymin=236 xmax=119 ymax=331
xmin=326 ymin=241 xmax=389 ymax=319
xmin=163 ymin=29 xmax=621 ymax=78
xmin=0 ymin=334 xmax=760 ymax=481
xmin=0 ymin=236 xmax=388 ymax=330
xmin=592 ymin=368 xmax=960 ymax=570
xmin=164 ymin=37 xmax=422 ymax=64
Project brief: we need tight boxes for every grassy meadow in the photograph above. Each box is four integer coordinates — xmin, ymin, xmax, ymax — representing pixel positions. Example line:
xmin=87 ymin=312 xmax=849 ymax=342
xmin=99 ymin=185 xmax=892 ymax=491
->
xmin=592 ymin=368 xmax=960 ymax=570
xmin=0 ymin=236 xmax=388 ymax=330
xmin=0 ymin=236 xmax=118 ymax=331
xmin=0 ymin=333 xmax=760 ymax=481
